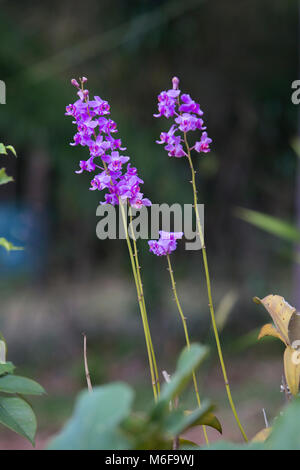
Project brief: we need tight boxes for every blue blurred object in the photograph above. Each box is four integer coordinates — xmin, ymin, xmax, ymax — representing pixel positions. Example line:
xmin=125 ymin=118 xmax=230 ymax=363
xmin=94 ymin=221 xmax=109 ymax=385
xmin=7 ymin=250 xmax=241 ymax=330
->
xmin=0 ymin=203 xmax=48 ymax=277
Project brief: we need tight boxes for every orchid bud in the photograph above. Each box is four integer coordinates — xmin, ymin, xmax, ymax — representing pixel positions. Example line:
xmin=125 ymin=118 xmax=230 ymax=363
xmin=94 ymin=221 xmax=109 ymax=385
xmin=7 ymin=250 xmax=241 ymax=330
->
xmin=71 ymin=78 xmax=80 ymax=88
xmin=172 ymin=76 xmax=180 ymax=90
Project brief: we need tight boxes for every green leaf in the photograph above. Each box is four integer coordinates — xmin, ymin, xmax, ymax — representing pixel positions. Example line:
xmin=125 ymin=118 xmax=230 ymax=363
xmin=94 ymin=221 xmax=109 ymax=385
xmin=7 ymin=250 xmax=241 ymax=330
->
xmin=235 ymin=207 xmax=300 ymax=242
xmin=0 ymin=375 xmax=45 ymax=395
xmin=201 ymin=441 xmax=265 ymax=450
xmin=199 ymin=398 xmax=300 ymax=450
xmin=120 ymin=413 xmax=146 ymax=435
xmin=164 ymin=401 xmax=221 ymax=436
xmin=0 ymin=144 xmax=17 ymax=156
xmin=149 ymin=344 xmax=208 ymax=428
xmin=267 ymin=397 xmax=300 ymax=450
xmin=179 ymin=438 xmax=198 ymax=448
xmin=0 ymin=238 xmax=23 ymax=252
xmin=5 ymin=145 xmax=17 ymax=157
xmin=0 ymin=362 xmax=15 ymax=376
xmin=0 ymin=168 xmax=13 ymax=185
xmin=0 ymin=143 xmax=7 ymax=155
xmin=48 ymin=382 xmax=134 ymax=450
xmin=185 ymin=409 xmax=222 ymax=434
xmin=0 ymin=396 xmax=37 ymax=445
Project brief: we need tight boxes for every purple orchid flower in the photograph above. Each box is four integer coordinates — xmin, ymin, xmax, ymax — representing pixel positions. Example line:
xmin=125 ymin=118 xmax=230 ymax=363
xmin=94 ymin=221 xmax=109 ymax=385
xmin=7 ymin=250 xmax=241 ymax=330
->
xmin=75 ymin=157 xmax=96 ymax=174
xmin=148 ymin=231 xmax=184 ymax=256
xmin=66 ymin=77 xmax=152 ymax=208
xmin=154 ymin=77 xmax=212 ymax=158
xmin=194 ymin=132 xmax=212 ymax=154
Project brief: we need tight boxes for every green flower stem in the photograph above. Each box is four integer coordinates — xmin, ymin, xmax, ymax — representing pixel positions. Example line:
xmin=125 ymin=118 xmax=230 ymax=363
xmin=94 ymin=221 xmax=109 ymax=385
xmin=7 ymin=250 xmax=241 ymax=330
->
xmin=166 ymin=254 xmax=209 ymax=445
xmin=119 ymin=201 xmax=158 ymax=401
xmin=183 ymin=133 xmax=248 ymax=442
xmin=84 ymin=90 xmax=159 ymax=400
xmin=128 ymin=208 xmax=160 ymax=395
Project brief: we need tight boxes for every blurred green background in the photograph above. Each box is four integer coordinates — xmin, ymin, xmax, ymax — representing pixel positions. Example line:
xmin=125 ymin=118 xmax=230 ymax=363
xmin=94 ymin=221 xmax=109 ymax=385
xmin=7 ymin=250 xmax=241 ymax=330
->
xmin=0 ymin=0 xmax=298 ymax=448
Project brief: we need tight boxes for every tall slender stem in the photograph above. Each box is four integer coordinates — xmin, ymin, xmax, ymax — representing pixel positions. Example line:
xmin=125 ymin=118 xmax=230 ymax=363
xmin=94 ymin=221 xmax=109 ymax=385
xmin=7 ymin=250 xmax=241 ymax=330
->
xmin=128 ymin=208 xmax=160 ymax=395
xmin=166 ymin=255 xmax=209 ymax=445
xmin=183 ymin=133 xmax=248 ymax=442
xmin=101 ymin=159 xmax=158 ymax=400
xmin=119 ymin=202 xmax=158 ymax=400
xmin=82 ymin=90 xmax=159 ymax=399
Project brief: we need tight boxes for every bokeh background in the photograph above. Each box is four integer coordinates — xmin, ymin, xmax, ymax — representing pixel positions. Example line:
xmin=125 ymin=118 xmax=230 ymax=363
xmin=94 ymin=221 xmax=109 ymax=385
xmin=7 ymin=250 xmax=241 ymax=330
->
xmin=0 ymin=0 xmax=299 ymax=448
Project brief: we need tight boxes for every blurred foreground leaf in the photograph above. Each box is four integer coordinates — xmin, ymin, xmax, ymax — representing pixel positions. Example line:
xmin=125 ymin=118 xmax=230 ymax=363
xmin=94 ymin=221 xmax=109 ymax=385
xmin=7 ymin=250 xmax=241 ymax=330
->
xmin=164 ymin=404 xmax=221 ymax=436
xmin=48 ymin=383 xmax=134 ymax=450
xmin=200 ymin=398 xmax=300 ymax=450
xmin=48 ymin=344 xmax=217 ymax=450
xmin=266 ymin=397 xmax=300 ymax=450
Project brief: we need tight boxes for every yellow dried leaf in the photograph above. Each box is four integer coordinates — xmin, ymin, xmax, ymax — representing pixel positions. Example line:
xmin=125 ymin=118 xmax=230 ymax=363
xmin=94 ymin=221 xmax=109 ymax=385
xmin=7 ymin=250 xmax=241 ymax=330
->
xmin=252 ymin=427 xmax=272 ymax=443
xmin=254 ymin=295 xmax=295 ymax=345
xmin=258 ymin=323 xmax=286 ymax=345
xmin=284 ymin=346 xmax=300 ymax=396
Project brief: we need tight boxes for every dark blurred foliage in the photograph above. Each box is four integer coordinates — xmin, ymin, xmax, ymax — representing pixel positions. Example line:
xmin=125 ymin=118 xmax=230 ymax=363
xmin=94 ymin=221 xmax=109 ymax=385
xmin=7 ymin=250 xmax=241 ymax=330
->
xmin=0 ymin=0 xmax=298 ymax=353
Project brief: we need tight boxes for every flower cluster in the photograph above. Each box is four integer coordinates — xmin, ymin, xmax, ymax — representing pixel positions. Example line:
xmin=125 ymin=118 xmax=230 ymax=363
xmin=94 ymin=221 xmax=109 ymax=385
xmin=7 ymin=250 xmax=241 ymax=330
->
xmin=66 ymin=77 xmax=151 ymax=208
xmin=148 ymin=231 xmax=183 ymax=256
xmin=154 ymin=77 xmax=212 ymax=157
